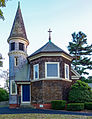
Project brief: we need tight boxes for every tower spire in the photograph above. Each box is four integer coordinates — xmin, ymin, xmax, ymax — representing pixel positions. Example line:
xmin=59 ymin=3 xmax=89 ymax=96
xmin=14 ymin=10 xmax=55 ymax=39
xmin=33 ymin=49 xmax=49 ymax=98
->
xmin=18 ymin=1 xmax=20 ymax=9
xmin=48 ymin=28 xmax=52 ymax=42
xmin=8 ymin=1 xmax=28 ymax=41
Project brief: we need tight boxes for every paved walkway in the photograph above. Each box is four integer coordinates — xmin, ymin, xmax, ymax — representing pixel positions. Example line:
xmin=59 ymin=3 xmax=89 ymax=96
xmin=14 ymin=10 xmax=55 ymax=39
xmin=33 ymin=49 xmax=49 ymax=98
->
xmin=0 ymin=107 xmax=92 ymax=116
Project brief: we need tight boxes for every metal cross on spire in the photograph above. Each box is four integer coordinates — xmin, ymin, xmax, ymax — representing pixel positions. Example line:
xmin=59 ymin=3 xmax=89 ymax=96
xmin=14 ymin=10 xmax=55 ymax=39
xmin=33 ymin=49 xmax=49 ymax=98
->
xmin=48 ymin=28 xmax=52 ymax=42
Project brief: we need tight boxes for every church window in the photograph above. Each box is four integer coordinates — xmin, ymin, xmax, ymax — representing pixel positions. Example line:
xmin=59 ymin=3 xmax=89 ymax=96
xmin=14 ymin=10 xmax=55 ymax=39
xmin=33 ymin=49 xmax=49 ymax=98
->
xmin=65 ymin=64 xmax=69 ymax=79
xmin=45 ymin=62 xmax=59 ymax=78
xmin=33 ymin=64 xmax=39 ymax=80
xmin=10 ymin=42 xmax=15 ymax=51
xmin=11 ymin=80 xmax=17 ymax=95
xmin=14 ymin=57 xmax=18 ymax=66
xmin=19 ymin=43 xmax=24 ymax=51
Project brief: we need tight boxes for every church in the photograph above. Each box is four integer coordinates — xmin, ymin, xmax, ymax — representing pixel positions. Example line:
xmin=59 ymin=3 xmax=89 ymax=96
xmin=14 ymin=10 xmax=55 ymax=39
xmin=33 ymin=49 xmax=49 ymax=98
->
xmin=7 ymin=3 xmax=81 ymax=109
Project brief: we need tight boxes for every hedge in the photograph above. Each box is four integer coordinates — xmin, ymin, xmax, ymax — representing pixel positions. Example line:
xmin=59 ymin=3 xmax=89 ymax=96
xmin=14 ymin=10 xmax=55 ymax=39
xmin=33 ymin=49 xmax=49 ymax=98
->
xmin=51 ymin=100 xmax=66 ymax=110
xmin=85 ymin=102 xmax=92 ymax=110
xmin=67 ymin=103 xmax=84 ymax=111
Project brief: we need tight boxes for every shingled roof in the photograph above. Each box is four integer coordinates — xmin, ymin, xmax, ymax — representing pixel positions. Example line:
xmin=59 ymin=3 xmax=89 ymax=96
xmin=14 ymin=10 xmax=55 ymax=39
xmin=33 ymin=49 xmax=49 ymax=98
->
xmin=28 ymin=41 xmax=71 ymax=57
xmin=8 ymin=2 xmax=28 ymax=40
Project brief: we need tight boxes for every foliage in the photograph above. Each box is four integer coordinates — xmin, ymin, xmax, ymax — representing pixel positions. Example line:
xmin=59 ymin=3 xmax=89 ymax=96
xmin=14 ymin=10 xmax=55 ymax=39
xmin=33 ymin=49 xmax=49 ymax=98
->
xmin=0 ymin=0 xmax=8 ymax=20
xmin=68 ymin=31 xmax=92 ymax=75
xmin=67 ymin=103 xmax=84 ymax=111
xmin=81 ymin=76 xmax=92 ymax=83
xmin=0 ymin=69 xmax=9 ymax=91
xmin=51 ymin=100 xmax=66 ymax=110
xmin=68 ymin=80 xmax=92 ymax=103
xmin=0 ymin=88 xmax=9 ymax=101
xmin=84 ymin=102 xmax=92 ymax=110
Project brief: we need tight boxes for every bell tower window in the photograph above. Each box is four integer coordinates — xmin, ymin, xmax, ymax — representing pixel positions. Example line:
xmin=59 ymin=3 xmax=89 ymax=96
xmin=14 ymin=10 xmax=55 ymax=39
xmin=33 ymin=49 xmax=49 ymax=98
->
xmin=19 ymin=43 xmax=24 ymax=51
xmin=11 ymin=42 xmax=15 ymax=51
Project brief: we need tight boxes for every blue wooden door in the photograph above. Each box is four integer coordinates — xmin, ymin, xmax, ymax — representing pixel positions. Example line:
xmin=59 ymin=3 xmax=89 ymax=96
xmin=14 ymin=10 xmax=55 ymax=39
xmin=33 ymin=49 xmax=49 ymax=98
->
xmin=22 ymin=85 xmax=30 ymax=102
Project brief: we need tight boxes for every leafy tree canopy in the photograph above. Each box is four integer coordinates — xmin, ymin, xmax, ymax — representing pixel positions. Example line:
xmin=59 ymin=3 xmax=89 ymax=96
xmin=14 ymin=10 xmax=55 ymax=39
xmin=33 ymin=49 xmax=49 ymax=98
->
xmin=0 ymin=0 xmax=8 ymax=20
xmin=0 ymin=88 xmax=9 ymax=101
xmin=68 ymin=80 xmax=92 ymax=103
xmin=68 ymin=31 xmax=92 ymax=75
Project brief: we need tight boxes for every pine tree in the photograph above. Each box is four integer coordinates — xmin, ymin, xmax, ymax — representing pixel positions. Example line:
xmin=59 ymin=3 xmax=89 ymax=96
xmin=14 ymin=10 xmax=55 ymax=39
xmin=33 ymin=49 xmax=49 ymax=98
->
xmin=0 ymin=0 xmax=8 ymax=20
xmin=68 ymin=31 xmax=92 ymax=75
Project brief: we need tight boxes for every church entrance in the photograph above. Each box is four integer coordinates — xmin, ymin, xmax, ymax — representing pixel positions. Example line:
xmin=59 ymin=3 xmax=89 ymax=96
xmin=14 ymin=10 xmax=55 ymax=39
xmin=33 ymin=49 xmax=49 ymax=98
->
xmin=21 ymin=84 xmax=30 ymax=103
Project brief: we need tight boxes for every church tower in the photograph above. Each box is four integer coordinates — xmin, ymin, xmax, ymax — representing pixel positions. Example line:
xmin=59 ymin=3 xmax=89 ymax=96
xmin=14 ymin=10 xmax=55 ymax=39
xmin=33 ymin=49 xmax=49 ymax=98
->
xmin=7 ymin=2 xmax=29 ymax=106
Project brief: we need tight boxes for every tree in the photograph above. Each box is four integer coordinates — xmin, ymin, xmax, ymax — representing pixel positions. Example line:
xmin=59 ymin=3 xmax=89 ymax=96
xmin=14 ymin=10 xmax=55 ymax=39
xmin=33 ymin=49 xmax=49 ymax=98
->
xmin=0 ymin=69 xmax=9 ymax=91
xmin=0 ymin=0 xmax=8 ymax=20
xmin=68 ymin=31 xmax=92 ymax=75
xmin=0 ymin=88 xmax=9 ymax=101
xmin=68 ymin=80 xmax=92 ymax=103
xmin=0 ymin=53 xmax=3 ymax=67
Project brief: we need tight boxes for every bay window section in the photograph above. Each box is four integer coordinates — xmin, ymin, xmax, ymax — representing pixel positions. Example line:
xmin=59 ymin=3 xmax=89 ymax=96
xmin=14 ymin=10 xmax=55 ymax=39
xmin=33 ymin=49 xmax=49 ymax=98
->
xmin=65 ymin=64 xmax=69 ymax=80
xmin=45 ymin=62 xmax=59 ymax=78
xmin=33 ymin=64 xmax=39 ymax=80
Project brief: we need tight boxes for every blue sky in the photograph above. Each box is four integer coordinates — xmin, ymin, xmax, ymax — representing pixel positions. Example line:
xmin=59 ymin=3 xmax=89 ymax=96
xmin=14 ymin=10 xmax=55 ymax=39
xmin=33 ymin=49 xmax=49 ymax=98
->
xmin=0 ymin=0 xmax=92 ymax=75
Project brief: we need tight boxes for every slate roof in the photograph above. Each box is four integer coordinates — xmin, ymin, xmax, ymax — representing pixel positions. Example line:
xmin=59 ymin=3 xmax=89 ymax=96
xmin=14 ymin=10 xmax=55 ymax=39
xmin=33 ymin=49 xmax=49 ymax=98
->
xmin=8 ymin=2 xmax=28 ymax=40
xmin=15 ymin=63 xmax=30 ymax=82
xmin=28 ymin=41 xmax=71 ymax=57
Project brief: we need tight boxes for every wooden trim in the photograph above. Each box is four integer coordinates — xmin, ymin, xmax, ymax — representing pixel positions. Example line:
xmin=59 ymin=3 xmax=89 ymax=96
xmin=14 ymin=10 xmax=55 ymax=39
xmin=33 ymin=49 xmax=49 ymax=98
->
xmin=31 ymin=78 xmax=72 ymax=82
xmin=7 ymin=37 xmax=29 ymax=45
xmin=28 ymin=53 xmax=73 ymax=61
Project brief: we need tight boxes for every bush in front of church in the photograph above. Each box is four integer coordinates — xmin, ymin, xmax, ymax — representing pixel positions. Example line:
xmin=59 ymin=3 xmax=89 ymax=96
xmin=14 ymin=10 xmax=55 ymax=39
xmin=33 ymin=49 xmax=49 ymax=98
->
xmin=51 ymin=100 xmax=66 ymax=110
xmin=0 ymin=88 xmax=9 ymax=102
xmin=68 ymin=80 xmax=92 ymax=103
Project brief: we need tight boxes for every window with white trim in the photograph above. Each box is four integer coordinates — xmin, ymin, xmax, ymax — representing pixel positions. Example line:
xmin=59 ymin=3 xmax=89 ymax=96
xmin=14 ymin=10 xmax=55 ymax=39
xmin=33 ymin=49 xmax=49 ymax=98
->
xmin=11 ymin=80 xmax=17 ymax=95
xmin=65 ymin=64 xmax=69 ymax=79
xmin=45 ymin=62 xmax=59 ymax=78
xmin=33 ymin=64 xmax=39 ymax=80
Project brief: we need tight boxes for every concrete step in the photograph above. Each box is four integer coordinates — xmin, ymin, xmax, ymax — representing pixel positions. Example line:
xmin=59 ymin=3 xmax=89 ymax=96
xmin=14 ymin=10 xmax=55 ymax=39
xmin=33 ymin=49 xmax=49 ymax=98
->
xmin=20 ymin=103 xmax=35 ymax=108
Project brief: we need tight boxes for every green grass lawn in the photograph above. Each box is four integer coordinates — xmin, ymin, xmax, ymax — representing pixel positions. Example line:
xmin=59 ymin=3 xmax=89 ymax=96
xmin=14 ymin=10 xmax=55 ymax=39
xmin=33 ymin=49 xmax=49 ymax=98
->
xmin=0 ymin=114 xmax=92 ymax=119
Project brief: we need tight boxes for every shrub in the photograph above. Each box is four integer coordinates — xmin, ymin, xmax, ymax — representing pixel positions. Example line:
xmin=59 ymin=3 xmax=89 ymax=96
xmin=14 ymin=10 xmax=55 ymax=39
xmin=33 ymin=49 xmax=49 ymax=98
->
xmin=68 ymin=80 xmax=92 ymax=103
xmin=67 ymin=103 xmax=84 ymax=111
xmin=51 ymin=100 xmax=66 ymax=110
xmin=0 ymin=88 xmax=9 ymax=102
xmin=84 ymin=102 xmax=92 ymax=110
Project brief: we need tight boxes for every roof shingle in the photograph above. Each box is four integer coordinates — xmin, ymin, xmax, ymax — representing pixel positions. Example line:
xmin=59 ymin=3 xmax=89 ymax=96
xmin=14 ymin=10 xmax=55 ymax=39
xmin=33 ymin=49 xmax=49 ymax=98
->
xmin=8 ymin=3 xmax=28 ymax=40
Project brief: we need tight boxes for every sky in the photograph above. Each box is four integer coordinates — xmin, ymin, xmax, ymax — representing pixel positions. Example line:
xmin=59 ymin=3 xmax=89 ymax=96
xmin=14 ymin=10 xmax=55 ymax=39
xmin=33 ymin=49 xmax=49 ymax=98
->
xmin=0 ymin=0 xmax=92 ymax=86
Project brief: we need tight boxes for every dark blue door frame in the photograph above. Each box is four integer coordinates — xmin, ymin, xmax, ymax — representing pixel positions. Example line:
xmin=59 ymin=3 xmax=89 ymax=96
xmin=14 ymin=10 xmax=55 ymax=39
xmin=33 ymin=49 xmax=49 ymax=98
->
xmin=22 ymin=84 xmax=30 ymax=103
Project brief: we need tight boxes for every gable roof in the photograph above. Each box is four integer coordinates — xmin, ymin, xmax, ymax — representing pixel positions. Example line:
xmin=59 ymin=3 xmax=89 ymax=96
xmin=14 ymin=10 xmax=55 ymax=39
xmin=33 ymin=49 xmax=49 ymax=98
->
xmin=8 ymin=2 xmax=28 ymax=40
xmin=28 ymin=41 xmax=71 ymax=58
